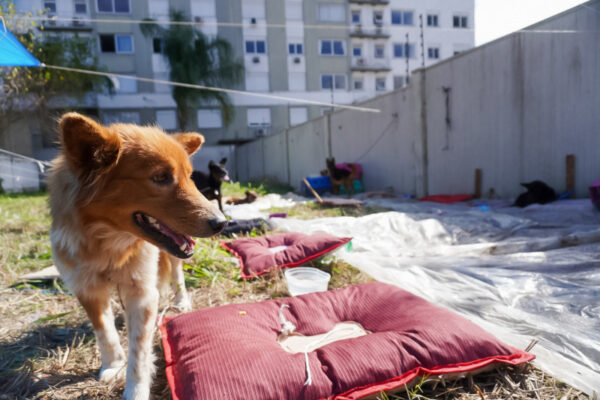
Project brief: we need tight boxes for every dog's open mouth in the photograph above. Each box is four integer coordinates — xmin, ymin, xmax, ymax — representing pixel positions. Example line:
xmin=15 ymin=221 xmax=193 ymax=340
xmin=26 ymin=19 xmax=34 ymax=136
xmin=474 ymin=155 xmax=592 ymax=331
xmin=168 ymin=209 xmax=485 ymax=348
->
xmin=133 ymin=212 xmax=196 ymax=259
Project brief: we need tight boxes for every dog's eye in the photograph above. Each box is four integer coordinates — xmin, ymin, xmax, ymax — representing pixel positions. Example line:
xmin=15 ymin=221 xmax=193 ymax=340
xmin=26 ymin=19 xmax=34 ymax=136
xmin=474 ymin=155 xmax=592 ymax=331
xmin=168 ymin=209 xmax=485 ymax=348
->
xmin=151 ymin=172 xmax=173 ymax=185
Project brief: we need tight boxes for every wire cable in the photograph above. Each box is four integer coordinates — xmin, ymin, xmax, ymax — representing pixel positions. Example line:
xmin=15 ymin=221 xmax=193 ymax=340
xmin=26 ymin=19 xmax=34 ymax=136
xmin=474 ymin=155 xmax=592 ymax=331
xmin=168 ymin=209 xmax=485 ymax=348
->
xmin=13 ymin=14 xmax=599 ymax=34
xmin=13 ymin=14 xmax=476 ymax=33
xmin=42 ymin=63 xmax=381 ymax=113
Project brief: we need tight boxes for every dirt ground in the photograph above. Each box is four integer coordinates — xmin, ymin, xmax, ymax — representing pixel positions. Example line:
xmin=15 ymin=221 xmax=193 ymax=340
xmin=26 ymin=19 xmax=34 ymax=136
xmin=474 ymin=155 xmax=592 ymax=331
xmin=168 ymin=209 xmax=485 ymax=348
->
xmin=0 ymin=190 xmax=593 ymax=399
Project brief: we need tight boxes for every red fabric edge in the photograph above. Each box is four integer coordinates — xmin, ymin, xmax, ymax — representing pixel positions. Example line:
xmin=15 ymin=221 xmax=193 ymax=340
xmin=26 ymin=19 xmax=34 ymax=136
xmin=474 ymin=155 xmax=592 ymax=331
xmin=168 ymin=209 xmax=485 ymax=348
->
xmin=326 ymin=351 xmax=535 ymax=399
xmin=419 ymin=194 xmax=474 ymax=204
xmin=159 ymin=316 xmax=182 ymax=400
xmin=220 ymin=237 xmax=352 ymax=279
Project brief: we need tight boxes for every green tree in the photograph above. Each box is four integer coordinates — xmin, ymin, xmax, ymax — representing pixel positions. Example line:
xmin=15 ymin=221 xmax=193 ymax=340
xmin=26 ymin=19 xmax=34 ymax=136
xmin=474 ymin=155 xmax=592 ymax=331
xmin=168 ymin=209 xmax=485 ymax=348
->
xmin=0 ymin=3 xmax=106 ymax=143
xmin=142 ymin=10 xmax=244 ymax=130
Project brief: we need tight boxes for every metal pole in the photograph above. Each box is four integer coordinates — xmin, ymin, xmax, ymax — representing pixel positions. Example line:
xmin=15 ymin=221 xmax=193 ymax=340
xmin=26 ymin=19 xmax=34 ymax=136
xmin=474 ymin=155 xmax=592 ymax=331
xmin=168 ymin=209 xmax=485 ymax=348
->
xmin=405 ymin=33 xmax=410 ymax=84
xmin=419 ymin=14 xmax=425 ymax=68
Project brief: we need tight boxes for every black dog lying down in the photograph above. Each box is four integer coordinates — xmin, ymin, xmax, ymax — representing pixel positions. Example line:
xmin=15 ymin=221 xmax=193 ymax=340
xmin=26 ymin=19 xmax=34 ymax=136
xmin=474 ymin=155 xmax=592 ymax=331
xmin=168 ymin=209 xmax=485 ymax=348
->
xmin=191 ymin=158 xmax=229 ymax=211
xmin=513 ymin=180 xmax=556 ymax=208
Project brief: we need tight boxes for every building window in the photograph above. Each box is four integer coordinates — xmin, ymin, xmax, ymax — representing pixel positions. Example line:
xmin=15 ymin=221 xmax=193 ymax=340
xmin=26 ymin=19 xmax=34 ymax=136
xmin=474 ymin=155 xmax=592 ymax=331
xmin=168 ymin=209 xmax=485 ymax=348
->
xmin=245 ymin=40 xmax=267 ymax=54
xmin=374 ymin=45 xmax=385 ymax=58
xmin=113 ymin=75 xmax=137 ymax=93
xmin=285 ymin=1 xmax=302 ymax=20
xmin=74 ymin=0 xmax=87 ymax=13
xmin=103 ymin=111 xmax=140 ymax=125
xmin=351 ymin=10 xmax=360 ymax=24
xmin=453 ymin=15 xmax=468 ymax=28
xmin=321 ymin=74 xmax=346 ymax=90
xmin=288 ymin=43 xmax=303 ymax=54
xmin=352 ymin=45 xmax=362 ymax=57
xmin=288 ymin=71 xmax=306 ymax=91
xmin=318 ymin=4 xmax=345 ymax=22
xmin=289 ymin=107 xmax=308 ymax=126
xmin=393 ymin=43 xmax=415 ymax=58
xmin=393 ymin=75 xmax=405 ymax=89
xmin=428 ymin=47 xmax=440 ymax=59
xmin=375 ymin=77 xmax=386 ymax=91
xmin=353 ymin=78 xmax=363 ymax=90
xmin=99 ymin=34 xmax=134 ymax=53
xmin=247 ymin=108 xmax=271 ymax=126
xmin=197 ymin=109 xmax=223 ymax=128
xmin=391 ymin=10 xmax=413 ymax=26
xmin=245 ymin=71 xmax=269 ymax=91
xmin=427 ymin=14 xmax=438 ymax=27
xmin=156 ymin=110 xmax=177 ymax=130
xmin=320 ymin=40 xmax=345 ymax=56
xmin=44 ymin=0 xmax=57 ymax=13
xmin=97 ymin=0 xmax=130 ymax=13
xmin=373 ymin=11 xmax=383 ymax=26
xmin=153 ymin=38 xmax=162 ymax=53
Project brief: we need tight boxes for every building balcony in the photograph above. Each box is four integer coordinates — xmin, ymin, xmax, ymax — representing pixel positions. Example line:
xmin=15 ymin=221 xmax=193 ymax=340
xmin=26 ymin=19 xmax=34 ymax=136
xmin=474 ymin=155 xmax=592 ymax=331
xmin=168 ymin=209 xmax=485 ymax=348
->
xmin=41 ymin=18 xmax=93 ymax=32
xmin=351 ymin=58 xmax=391 ymax=72
xmin=348 ymin=0 xmax=389 ymax=5
xmin=349 ymin=26 xmax=390 ymax=39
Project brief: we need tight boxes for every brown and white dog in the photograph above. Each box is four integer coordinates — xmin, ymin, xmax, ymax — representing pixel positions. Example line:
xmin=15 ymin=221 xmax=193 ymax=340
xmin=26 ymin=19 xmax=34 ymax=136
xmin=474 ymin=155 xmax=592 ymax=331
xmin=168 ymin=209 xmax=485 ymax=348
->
xmin=48 ymin=113 xmax=226 ymax=399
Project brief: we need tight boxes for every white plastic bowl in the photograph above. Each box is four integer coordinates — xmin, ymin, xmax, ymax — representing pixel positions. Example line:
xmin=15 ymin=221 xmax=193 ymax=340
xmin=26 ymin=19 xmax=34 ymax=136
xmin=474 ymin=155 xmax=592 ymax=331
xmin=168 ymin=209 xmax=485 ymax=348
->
xmin=285 ymin=267 xmax=331 ymax=296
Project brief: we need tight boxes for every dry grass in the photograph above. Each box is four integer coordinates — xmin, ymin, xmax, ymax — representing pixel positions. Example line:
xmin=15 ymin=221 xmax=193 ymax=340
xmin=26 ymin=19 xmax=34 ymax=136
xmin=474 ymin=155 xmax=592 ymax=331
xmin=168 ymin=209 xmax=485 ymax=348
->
xmin=0 ymin=192 xmax=593 ymax=399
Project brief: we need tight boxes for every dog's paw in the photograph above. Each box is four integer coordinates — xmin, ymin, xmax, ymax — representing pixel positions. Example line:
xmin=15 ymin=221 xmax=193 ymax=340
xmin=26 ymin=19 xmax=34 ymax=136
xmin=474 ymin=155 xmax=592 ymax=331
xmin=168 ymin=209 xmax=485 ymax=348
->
xmin=173 ymin=295 xmax=192 ymax=313
xmin=123 ymin=382 xmax=150 ymax=400
xmin=99 ymin=364 xmax=126 ymax=384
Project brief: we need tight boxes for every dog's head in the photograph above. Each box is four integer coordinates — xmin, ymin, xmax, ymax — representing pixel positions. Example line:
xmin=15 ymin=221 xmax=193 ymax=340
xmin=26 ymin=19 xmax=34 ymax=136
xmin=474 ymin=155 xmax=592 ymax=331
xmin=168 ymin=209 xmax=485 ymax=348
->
xmin=326 ymin=157 xmax=336 ymax=169
xmin=58 ymin=112 xmax=227 ymax=259
xmin=208 ymin=157 xmax=230 ymax=183
xmin=245 ymin=190 xmax=258 ymax=202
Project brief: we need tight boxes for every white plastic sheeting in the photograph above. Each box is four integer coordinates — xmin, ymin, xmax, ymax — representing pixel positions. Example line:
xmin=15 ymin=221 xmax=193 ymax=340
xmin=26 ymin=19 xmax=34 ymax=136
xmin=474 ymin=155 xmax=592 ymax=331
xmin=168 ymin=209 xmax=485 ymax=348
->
xmin=223 ymin=193 xmax=306 ymax=220
xmin=261 ymin=196 xmax=600 ymax=395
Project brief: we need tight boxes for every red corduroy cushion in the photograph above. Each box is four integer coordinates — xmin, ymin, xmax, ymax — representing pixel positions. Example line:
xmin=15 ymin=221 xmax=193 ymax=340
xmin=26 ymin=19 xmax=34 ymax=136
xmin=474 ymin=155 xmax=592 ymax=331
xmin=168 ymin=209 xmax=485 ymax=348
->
xmin=220 ymin=232 xmax=352 ymax=278
xmin=160 ymin=282 xmax=534 ymax=400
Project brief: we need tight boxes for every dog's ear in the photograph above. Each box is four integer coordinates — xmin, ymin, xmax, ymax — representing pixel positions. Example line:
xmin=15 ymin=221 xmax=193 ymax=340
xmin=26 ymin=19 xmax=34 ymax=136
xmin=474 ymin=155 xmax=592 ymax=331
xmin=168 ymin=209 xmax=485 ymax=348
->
xmin=209 ymin=160 xmax=216 ymax=167
xmin=59 ymin=112 xmax=121 ymax=177
xmin=172 ymin=132 xmax=205 ymax=156
xmin=219 ymin=157 xmax=227 ymax=165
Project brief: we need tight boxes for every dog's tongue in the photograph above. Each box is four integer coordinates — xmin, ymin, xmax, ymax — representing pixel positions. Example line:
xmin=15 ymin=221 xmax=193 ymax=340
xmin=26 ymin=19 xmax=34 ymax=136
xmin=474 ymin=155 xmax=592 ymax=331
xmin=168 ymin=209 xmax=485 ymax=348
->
xmin=223 ymin=175 xmax=230 ymax=182
xmin=158 ymin=222 xmax=186 ymax=247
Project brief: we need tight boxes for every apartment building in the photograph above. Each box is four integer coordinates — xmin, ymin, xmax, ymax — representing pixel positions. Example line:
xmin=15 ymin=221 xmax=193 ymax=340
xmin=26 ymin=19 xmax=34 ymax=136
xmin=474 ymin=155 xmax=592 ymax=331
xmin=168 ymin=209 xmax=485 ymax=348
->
xmin=13 ymin=0 xmax=474 ymax=150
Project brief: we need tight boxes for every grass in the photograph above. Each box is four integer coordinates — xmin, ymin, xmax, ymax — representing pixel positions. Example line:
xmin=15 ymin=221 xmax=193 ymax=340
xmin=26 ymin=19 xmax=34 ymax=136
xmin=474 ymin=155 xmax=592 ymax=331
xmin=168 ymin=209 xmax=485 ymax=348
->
xmin=0 ymin=191 xmax=593 ymax=399
xmin=221 ymin=180 xmax=294 ymax=198
xmin=0 ymin=191 xmax=53 ymax=285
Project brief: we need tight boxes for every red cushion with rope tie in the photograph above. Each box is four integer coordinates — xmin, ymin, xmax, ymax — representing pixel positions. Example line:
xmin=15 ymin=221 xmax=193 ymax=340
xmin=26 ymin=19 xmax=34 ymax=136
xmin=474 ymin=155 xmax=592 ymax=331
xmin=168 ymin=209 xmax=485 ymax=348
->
xmin=159 ymin=282 xmax=534 ymax=400
xmin=220 ymin=232 xmax=352 ymax=278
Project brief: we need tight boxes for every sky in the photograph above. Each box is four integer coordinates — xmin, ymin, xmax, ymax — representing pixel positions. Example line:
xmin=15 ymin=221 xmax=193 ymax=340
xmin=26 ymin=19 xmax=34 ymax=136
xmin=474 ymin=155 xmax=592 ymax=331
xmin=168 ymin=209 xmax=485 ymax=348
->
xmin=475 ymin=0 xmax=590 ymax=45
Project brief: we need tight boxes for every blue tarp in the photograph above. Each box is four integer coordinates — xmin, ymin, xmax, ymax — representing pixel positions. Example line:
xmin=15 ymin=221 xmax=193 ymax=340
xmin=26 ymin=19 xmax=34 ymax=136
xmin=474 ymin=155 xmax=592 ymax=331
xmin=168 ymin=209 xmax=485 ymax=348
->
xmin=0 ymin=21 xmax=41 ymax=67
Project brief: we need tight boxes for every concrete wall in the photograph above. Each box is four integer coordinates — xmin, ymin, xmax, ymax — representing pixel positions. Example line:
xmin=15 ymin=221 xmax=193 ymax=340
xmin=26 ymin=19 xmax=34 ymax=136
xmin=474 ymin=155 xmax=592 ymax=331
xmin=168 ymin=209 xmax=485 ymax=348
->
xmin=424 ymin=2 xmax=600 ymax=198
xmin=235 ymin=90 xmax=418 ymax=192
xmin=235 ymin=2 xmax=600 ymax=198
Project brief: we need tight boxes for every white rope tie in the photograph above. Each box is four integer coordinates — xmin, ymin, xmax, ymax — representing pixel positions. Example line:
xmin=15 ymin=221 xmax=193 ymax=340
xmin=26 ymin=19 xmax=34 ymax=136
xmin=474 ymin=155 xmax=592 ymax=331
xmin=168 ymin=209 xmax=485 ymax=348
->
xmin=278 ymin=304 xmax=346 ymax=387
xmin=278 ymin=304 xmax=296 ymax=336
xmin=156 ymin=305 xmax=173 ymax=331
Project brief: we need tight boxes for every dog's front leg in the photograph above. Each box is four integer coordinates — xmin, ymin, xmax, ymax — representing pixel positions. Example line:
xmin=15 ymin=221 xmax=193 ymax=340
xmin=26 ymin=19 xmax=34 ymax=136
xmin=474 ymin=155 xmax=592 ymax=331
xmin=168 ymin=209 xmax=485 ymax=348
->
xmin=217 ymin=192 xmax=223 ymax=212
xmin=168 ymin=255 xmax=191 ymax=312
xmin=77 ymin=288 xmax=126 ymax=383
xmin=120 ymin=283 xmax=158 ymax=400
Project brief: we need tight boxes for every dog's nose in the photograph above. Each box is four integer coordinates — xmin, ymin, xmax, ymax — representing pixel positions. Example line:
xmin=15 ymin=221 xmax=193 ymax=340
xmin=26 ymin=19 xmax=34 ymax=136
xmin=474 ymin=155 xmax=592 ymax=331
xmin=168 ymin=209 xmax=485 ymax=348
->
xmin=208 ymin=216 xmax=228 ymax=233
